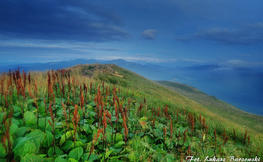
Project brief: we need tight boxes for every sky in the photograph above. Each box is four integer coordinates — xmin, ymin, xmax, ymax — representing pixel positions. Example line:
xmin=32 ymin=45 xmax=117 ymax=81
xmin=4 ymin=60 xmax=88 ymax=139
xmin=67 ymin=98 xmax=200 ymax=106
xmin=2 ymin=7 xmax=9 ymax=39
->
xmin=0 ymin=0 xmax=263 ymax=68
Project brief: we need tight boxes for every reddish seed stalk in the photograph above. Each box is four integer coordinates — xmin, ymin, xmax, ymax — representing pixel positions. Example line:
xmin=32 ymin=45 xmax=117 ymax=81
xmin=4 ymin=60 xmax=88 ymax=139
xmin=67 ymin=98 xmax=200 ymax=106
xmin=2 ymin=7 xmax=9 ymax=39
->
xmin=244 ymin=130 xmax=247 ymax=144
xmin=114 ymin=101 xmax=118 ymax=144
xmin=152 ymin=118 xmax=155 ymax=128
xmin=190 ymin=113 xmax=194 ymax=134
xmin=72 ymin=105 xmax=79 ymax=148
xmin=163 ymin=127 xmax=167 ymax=141
xmin=1 ymin=109 xmax=13 ymax=161
xmin=80 ymin=86 xmax=85 ymax=127
xmin=122 ymin=112 xmax=128 ymax=153
xmin=177 ymin=109 xmax=178 ymax=122
xmin=28 ymin=72 xmax=31 ymax=85
xmin=224 ymin=135 xmax=229 ymax=145
xmin=22 ymin=70 xmax=26 ymax=88
xmin=214 ymin=129 xmax=217 ymax=144
xmin=90 ymin=81 xmax=93 ymax=94
xmin=48 ymin=103 xmax=56 ymax=156
xmin=157 ymin=106 xmax=160 ymax=117
xmin=44 ymin=98 xmax=48 ymax=132
xmin=164 ymin=105 xmax=171 ymax=120
xmin=233 ymin=128 xmax=236 ymax=140
xmin=88 ymin=128 xmax=103 ymax=161
xmin=256 ymin=147 xmax=259 ymax=155
xmin=170 ymin=120 xmax=173 ymax=151
xmin=62 ymin=102 xmax=68 ymax=130
xmin=102 ymin=107 xmax=107 ymax=158
xmin=199 ymin=114 xmax=202 ymax=125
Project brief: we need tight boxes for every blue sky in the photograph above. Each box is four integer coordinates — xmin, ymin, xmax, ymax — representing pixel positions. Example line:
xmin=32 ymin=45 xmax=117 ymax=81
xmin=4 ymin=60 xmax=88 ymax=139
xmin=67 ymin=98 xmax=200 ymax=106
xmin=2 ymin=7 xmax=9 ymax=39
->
xmin=0 ymin=0 xmax=262 ymax=68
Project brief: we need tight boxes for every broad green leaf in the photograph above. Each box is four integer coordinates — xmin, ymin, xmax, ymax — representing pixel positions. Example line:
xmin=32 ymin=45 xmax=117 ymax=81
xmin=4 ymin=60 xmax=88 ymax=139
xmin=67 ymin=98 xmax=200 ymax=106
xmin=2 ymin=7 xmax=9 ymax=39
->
xmin=25 ymin=130 xmax=45 ymax=151
xmin=84 ymin=124 xmax=92 ymax=133
xmin=153 ymin=129 xmax=163 ymax=138
xmin=68 ymin=147 xmax=83 ymax=161
xmin=14 ymin=127 xmax=30 ymax=138
xmin=104 ymin=150 xmax=113 ymax=160
xmin=83 ymin=153 xmax=99 ymax=162
xmin=176 ymin=126 xmax=188 ymax=135
xmin=14 ymin=141 xmax=37 ymax=160
xmin=87 ymin=110 xmax=96 ymax=118
xmin=48 ymin=147 xmax=64 ymax=157
xmin=79 ymin=134 xmax=88 ymax=143
xmin=25 ymin=130 xmax=45 ymax=141
xmin=55 ymin=156 xmax=68 ymax=162
xmin=154 ymin=152 xmax=163 ymax=161
xmin=21 ymin=153 xmax=46 ymax=162
xmin=38 ymin=102 xmax=46 ymax=116
xmin=115 ymin=133 xmax=123 ymax=143
xmin=109 ymin=147 xmax=122 ymax=154
xmin=0 ymin=112 xmax=5 ymax=124
xmin=156 ymin=148 xmax=167 ymax=155
xmin=0 ymin=144 xmax=6 ymax=158
xmin=140 ymin=141 xmax=154 ymax=152
xmin=13 ymin=105 xmax=22 ymax=117
xmin=13 ymin=137 xmax=31 ymax=151
xmin=12 ymin=118 xmax=20 ymax=126
xmin=61 ymin=140 xmax=73 ymax=151
xmin=10 ymin=123 xmax=19 ymax=135
xmin=88 ymin=101 xmax=96 ymax=107
xmin=128 ymin=151 xmax=136 ymax=161
xmin=26 ymin=99 xmax=35 ymax=104
xmin=39 ymin=117 xmax=52 ymax=132
xmin=114 ymin=141 xmax=125 ymax=148
xmin=139 ymin=117 xmax=148 ymax=121
xmin=56 ymin=109 xmax=63 ymax=117
xmin=24 ymin=111 xmax=37 ymax=127
xmin=144 ymin=135 xmax=154 ymax=144
xmin=155 ymin=122 xmax=164 ymax=129
xmin=165 ymin=154 xmax=175 ymax=162
xmin=85 ymin=119 xmax=94 ymax=124
xmin=43 ymin=131 xmax=53 ymax=147
xmin=60 ymin=130 xmax=74 ymax=145
xmin=68 ymin=158 xmax=78 ymax=162
xmin=69 ymin=141 xmax=84 ymax=150
xmin=106 ymin=131 xmax=113 ymax=143
xmin=55 ymin=129 xmax=62 ymax=139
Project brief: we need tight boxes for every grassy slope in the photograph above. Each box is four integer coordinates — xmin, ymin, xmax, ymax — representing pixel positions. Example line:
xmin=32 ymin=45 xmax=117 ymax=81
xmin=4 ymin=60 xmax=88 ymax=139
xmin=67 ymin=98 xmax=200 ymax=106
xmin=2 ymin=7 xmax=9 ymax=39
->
xmin=2 ymin=64 xmax=261 ymax=162
xmin=80 ymin=64 xmax=263 ymax=150
xmin=155 ymin=81 xmax=263 ymax=134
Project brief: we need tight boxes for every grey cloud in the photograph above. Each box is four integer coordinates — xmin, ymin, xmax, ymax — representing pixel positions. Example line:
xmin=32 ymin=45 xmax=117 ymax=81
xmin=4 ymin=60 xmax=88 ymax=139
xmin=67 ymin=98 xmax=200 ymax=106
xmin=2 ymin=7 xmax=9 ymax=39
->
xmin=192 ymin=23 xmax=263 ymax=45
xmin=177 ymin=23 xmax=263 ymax=45
xmin=142 ymin=29 xmax=157 ymax=40
xmin=219 ymin=60 xmax=263 ymax=69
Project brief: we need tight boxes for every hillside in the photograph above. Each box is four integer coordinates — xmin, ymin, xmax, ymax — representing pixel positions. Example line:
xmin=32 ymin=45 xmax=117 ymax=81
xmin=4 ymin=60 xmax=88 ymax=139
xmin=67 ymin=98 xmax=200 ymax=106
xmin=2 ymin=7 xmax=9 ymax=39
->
xmin=155 ymin=81 xmax=263 ymax=134
xmin=0 ymin=64 xmax=262 ymax=161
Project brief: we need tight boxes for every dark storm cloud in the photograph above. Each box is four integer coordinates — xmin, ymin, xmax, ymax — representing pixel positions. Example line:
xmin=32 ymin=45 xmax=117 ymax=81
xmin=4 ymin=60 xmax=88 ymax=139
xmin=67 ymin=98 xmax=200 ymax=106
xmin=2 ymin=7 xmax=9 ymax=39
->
xmin=0 ymin=0 xmax=130 ymax=42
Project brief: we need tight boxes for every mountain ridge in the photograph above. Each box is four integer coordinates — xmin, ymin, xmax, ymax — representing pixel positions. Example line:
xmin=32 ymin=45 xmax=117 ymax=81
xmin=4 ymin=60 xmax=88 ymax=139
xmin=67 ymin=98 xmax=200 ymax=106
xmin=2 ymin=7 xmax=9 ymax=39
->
xmin=1 ymin=59 xmax=262 ymax=116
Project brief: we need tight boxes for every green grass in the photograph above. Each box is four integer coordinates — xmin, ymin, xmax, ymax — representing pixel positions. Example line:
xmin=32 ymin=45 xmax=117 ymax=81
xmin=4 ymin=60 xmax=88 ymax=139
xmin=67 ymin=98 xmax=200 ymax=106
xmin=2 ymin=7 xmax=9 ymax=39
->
xmin=91 ymin=65 xmax=263 ymax=151
xmin=155 ymin=81 xmax=263 ymax=134
xmin=0 ymin=64 xmax=262 ymax=162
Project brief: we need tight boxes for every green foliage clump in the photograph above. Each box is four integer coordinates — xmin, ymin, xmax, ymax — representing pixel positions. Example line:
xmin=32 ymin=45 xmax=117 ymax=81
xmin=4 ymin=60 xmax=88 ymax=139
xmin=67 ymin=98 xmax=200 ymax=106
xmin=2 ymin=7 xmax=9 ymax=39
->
xmin=0 ymin=66 xmax=262 ymax=162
